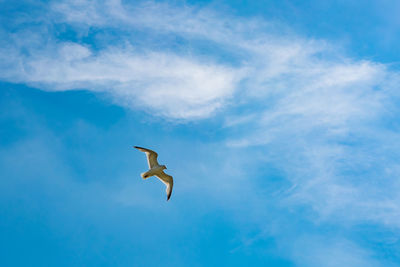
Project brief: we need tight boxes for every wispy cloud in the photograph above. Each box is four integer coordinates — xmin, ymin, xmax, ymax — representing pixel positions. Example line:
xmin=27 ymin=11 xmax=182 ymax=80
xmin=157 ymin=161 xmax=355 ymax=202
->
xmin=2 ymin=0 xmax=396 ymax=123
xmin=2 ymin=41 xmax=240 ymax=119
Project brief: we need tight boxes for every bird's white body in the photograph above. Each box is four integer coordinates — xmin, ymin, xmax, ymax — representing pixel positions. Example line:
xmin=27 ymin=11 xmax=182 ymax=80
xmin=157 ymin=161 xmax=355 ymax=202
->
xmin=134 ymin=146 xmax=174 ymax=201
xmin=141 ymin=165 xmax=166 ymax=179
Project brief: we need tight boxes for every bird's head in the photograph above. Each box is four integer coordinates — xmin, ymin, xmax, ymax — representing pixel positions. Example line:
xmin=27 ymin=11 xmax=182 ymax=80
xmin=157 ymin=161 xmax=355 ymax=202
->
xmin=162 ymin=165 xmax=167 ymax=170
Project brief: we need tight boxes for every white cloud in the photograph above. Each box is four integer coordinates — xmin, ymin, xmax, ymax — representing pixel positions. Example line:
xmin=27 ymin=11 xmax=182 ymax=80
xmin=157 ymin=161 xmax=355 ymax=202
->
xmin=1 ymin=40 xmax=242 ymax=119
xmin=4 ymin=0 xmax=390 ymax=122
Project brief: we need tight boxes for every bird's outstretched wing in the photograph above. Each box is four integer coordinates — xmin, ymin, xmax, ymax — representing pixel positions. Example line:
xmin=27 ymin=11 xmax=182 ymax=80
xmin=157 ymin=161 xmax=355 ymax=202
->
xmin=134 ymin=146 xmax=159 ymax=169
xmin=155 ymin=171 xmax=173 ymax=201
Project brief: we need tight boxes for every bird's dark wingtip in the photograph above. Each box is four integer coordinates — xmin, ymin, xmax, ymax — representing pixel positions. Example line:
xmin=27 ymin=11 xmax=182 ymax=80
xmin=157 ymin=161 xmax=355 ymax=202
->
xmin=133 ymin=146 xmax=143 ymax=149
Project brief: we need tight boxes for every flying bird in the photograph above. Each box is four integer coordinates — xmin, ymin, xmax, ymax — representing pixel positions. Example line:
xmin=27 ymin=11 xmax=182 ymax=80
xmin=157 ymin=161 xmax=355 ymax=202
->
xmin=133 ymin=146 xmax=173 ymax=201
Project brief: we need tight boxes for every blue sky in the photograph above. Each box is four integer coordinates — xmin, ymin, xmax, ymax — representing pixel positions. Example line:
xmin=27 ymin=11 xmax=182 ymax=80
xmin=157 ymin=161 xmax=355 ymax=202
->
xmin=1 ymin=0 xmax=400 ymax=266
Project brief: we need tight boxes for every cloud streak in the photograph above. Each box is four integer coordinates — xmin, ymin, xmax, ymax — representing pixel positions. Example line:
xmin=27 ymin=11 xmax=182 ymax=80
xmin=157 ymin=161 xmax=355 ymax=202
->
xmin=3 ymin=41 xmax=241 ymax=119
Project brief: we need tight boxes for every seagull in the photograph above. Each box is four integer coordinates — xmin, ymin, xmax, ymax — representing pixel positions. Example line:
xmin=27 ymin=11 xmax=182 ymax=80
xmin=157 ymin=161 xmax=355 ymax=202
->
xmin=133 ymin=146 xmax=173 ymax=201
